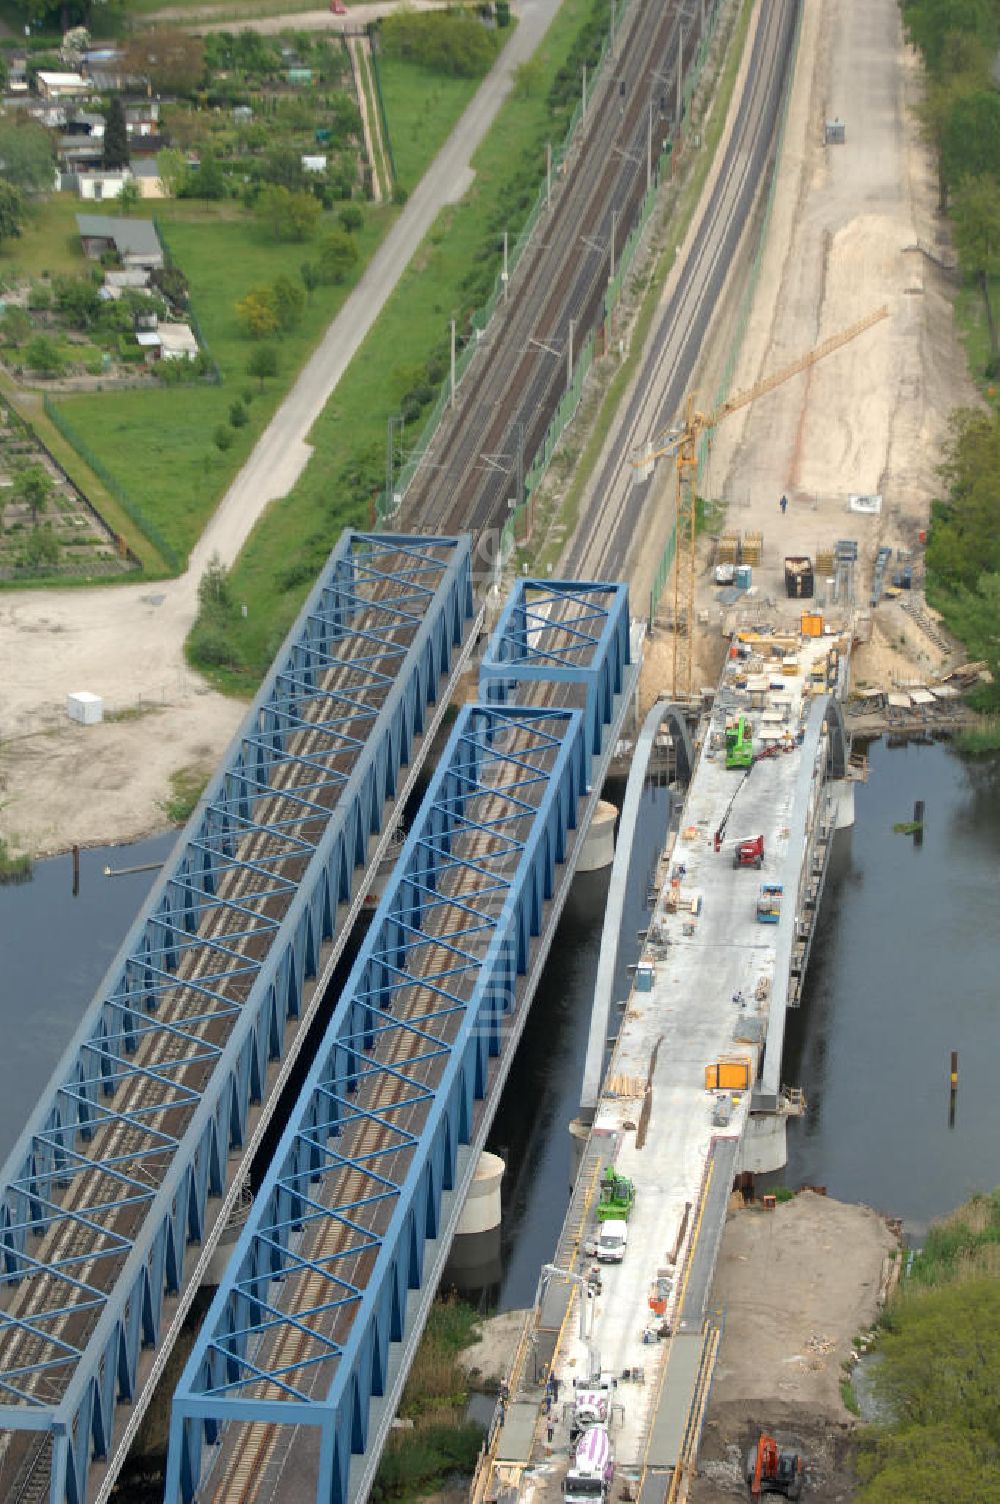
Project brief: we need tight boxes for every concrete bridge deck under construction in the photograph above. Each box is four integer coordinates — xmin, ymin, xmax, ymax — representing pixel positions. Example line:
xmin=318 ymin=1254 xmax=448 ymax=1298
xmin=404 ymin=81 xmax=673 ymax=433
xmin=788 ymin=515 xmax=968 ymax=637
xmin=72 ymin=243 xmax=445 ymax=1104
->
xmin=475 ymin=620 xmax=856 ymax=1503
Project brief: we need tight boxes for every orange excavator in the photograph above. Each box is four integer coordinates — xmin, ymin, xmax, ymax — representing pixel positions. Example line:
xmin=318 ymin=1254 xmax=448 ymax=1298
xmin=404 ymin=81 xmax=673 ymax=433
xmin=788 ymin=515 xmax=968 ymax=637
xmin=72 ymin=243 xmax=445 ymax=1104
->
xmin=746 ymin=1433 xmax=805 ymax=1499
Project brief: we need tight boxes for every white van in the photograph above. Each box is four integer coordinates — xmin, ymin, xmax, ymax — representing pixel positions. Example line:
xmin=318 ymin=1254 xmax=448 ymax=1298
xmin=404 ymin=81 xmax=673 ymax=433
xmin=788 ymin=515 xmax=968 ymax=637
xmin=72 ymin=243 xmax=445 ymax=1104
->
xmin=595 ymin=1219 xmax=628 ymax=1263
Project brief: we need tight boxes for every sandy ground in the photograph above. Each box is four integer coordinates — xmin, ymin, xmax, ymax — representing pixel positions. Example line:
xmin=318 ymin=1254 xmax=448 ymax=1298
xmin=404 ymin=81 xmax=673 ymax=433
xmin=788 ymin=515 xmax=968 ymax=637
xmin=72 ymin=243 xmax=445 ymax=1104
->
xmin=0 ymin=0 xmax=563 ymax=860
xmin=689 ymin=1193 xmax=899 ymax=1503
xmin=456 ymin=1309 xmax=527 ymax=1390
xmin=639 ymin=0 xmax=979 ymax=710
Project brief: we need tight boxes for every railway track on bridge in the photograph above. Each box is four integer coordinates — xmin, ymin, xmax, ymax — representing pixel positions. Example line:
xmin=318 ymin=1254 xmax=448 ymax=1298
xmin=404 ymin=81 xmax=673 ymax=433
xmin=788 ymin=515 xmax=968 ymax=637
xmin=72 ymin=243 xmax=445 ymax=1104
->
xmin=195 ymin=649 xmax=598 ymax=1504
xmin=0 ymin=541 xmax=470 ymax=1504
xmin=404 ymin=0 xmax=700 ymax=542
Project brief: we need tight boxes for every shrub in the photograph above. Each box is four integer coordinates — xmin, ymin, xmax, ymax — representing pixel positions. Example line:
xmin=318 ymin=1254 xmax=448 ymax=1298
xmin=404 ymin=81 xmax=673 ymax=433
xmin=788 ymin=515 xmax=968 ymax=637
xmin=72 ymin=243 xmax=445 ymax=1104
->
xmin=318 ymin=229 xmax=358 ymax=284
xmin=338 ymin=203 xmax=364 ymax=234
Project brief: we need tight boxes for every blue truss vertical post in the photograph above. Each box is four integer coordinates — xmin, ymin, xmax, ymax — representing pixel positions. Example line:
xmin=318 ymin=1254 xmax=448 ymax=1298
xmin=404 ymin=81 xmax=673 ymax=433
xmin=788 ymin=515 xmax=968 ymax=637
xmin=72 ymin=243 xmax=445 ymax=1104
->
xmin=479 ymin=581 xmax=630 ymax=755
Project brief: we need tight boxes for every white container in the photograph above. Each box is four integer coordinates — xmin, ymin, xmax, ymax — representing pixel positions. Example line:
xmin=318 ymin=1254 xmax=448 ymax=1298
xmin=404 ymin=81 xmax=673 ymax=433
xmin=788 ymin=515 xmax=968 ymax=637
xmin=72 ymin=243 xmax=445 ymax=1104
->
xmin=67 ymin=691 xmax=103 ymax=725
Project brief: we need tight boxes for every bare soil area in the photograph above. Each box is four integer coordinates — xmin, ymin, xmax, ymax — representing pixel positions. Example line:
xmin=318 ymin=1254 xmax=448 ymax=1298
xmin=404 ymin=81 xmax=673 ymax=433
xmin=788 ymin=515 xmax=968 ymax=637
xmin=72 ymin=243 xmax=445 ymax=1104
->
xmin=689 ymin=1193 xmax=899 ymax=1504
xmin=640 ymin=0 xmax=980 ymax=710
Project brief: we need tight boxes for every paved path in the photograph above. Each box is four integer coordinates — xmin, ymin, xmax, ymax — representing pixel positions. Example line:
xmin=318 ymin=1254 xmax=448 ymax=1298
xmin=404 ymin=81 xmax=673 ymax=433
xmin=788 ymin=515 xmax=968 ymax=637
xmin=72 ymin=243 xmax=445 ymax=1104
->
xmin=149 ymin=1 xmax=496 ymax=35
xmin=0 ymin=0 xmax=560 ymax=731
xmin=184 ymin=0 xmax=556 ymax=593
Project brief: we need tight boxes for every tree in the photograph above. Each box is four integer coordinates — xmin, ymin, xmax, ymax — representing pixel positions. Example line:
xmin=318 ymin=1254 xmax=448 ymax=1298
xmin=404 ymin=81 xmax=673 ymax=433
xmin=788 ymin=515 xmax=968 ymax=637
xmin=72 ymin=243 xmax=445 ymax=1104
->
xmin=2 ymin=306 xmax=30 ymax=345
xmin=255 ymin=184 xmax=320 ymax=242
xmin=902 ymin=0 xmax=998 ymax=78
xmin=197 ymin=552 xmax=232 ymax=614
xmin=155 ymin=147 xmax=188 ymax=199
xmin=14 ymin=464 xmax=52 ymax=525
xmin=123 ymin=27 xmax=205 ymax=95
xmin=0 ymin=121 xmax=54 ymax=193
xmin=0 ymin=180 xmax=24 ymax=247
xmin=23 ymin=525 xmax=60 ymax=570
xmin=24 ymin=336 xmax=64 ymax=378
xmin=952 ymin=175 xmax=1000 ymax=357
xmin=247 ymin=345 xmax=278 ymax=390
xmin=191 ymin=149 xmax=225 ymax=201
xmin=54 ymin=276 xmax=102 ymax=330
xmin=380 ymin=12 xmax=497 ymax=77
xmin=338 ymin=203 xmax=363 ymax=234
xmin=229 ymin=399 xmax=248 ymax=428
xmin=213 ymin=423 xmax=233 ymax=453
xmin=940 ymin=90 xmax=1000 ymax=190
xmin=236 ymin=286 xmax=279 ymax=339
xmin=272 ymin=274 xmax=305 ymax=331
xmin=318 ymin=229 xmax=358 ymax=284
xmin=300 ymin=260 xmax=319 ymax=300
xmin=118 ymin=178 xmax=140 ymax=216
xmin=513 ymin=56 xmax=545 ymax=97
xmin=61 ymin=26 xmax=90 ymax=65
xmin=103 ymin=96 xmax=129 ymax=170
xmin=262 ymin=147 xmax=307 ymax=190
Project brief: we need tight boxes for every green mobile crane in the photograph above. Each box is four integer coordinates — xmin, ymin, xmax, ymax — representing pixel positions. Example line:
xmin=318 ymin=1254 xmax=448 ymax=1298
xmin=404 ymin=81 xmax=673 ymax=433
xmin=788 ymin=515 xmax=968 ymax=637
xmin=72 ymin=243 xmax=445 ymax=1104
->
xmin=595 ymin=1166 xmax=636 ymax=1223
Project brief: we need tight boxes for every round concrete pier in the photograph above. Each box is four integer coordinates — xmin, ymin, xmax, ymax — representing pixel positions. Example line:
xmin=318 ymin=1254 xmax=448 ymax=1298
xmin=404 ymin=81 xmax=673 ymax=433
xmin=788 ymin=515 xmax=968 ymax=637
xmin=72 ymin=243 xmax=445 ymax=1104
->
xmin=577 ymin=799 xmax=617 ymax=872
xmin=447 ymin=1153 xmax=505 ymax=1290
xmin=458 ymin=1151 xmax=505 ymax=1236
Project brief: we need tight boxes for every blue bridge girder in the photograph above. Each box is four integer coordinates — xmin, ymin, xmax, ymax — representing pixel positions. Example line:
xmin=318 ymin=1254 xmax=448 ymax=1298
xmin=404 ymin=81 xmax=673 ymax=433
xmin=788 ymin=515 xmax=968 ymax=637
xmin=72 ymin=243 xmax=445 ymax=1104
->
xmin=0 ymin=532 xmax=475 ymax=1504
xmin=479 ymin=580 xmax=630 ymax=754
xmin=165 ymin=577 xmax=636 ymax=1504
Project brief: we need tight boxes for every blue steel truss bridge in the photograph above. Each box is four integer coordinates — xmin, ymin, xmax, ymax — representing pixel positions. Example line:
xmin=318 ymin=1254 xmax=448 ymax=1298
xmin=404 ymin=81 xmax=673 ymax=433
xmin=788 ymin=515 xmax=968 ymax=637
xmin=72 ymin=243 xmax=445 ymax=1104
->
xmin=165 ymin=577 xmax=639 ymax=1504
xmin=0 ymin=534 xmax=476 ymax=1504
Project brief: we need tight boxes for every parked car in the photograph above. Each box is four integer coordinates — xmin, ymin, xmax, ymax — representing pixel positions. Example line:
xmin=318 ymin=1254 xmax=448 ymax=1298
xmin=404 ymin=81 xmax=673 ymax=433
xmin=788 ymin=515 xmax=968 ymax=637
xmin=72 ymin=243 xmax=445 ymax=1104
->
xmin=596 ymin=1219 xmax=628 ymax=1264
xmin=330 ymin=0 xmax=348 ymax=12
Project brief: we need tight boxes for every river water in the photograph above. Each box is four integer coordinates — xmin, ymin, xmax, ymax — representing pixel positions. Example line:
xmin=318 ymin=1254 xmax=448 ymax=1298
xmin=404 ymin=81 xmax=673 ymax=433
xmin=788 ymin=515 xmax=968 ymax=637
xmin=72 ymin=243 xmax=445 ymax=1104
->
xmin=779 ymin=735 xmax=1000 ymax=1240
xmin=0 ymin=830 xmax=176 ymax=1163
xmin=0 ymin=738 xmax=996 ymax=1282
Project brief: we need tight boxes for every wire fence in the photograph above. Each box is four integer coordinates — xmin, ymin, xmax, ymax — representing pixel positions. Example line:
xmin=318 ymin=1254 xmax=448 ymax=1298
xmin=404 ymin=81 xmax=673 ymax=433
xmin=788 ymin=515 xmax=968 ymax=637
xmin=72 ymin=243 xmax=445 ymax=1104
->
xmin=152 ymin=215 xmax=222 ymax=385
xmin=43 ymin=397 xmax=181 ymax=573
xmin=367 ymin=27 xmax=398 ymax=191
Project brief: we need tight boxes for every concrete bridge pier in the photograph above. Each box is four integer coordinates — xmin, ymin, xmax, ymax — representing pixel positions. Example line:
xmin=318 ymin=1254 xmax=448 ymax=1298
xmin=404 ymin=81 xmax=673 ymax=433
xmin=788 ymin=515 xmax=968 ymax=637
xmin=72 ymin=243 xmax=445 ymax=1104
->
xmin=576 ymin=798 xmax=617 ymax=871
xmin=740 ymin=1113 xmax=788 ymax=1175
xmin=830 ymin=777 xmax=855 ymax=829
xmin=445 ymin=1152 xmax=506 ymax=1293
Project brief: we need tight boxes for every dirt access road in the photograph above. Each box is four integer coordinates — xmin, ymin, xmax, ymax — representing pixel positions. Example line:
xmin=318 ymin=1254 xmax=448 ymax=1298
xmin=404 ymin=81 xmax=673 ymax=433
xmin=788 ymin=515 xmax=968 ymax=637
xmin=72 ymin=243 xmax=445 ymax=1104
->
xmin=690 ymin=1193 xmax=899 ymax=1503
xmin=0 ymin=0 xmax=559 ymax=858
xmin=642 ymin=0 xmax=978 ymax=704
xmin=152 ymin=0 xmax=474 ymax=36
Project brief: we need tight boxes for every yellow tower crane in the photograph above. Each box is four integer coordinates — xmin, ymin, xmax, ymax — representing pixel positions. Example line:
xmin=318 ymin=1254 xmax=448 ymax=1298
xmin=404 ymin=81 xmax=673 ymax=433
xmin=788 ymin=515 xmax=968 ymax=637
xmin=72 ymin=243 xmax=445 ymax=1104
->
xmin=634 ymin=305 xmax=889 ymax=695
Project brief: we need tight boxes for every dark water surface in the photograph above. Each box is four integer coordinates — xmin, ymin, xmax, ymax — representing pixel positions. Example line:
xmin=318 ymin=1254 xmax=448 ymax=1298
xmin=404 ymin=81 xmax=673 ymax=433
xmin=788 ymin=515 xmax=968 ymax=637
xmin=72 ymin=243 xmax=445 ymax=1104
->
xmin=781 ymin=737 xmax=1000 ymax=1240
xmin=1 ymin=737 xmax=992 ymax=1289
xmin=0 ymin=830 xmax=177 ymax=1164
xmin=486 ymin=778 xmax=673 ymax=1311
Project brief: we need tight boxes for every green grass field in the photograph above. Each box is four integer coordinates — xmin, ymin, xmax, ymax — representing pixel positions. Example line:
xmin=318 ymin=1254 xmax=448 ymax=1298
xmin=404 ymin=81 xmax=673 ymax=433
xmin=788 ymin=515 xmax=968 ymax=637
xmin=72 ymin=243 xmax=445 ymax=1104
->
xmin=205 ymin=0 xmax=605 ymax=684
xmin=0 ymin=196 xmax=92 ymax=284
xmin=51 ymin=201 xmax=393 ymax=566
xmin=24 ymin=44 xmax=490 ymax=574
xmin=378 ymin=56 xmax=484 ymax=193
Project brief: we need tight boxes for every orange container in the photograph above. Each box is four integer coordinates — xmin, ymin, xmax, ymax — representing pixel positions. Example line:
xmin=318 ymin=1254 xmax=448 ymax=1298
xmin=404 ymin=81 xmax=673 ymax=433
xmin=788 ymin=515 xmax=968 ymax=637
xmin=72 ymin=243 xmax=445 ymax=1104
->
xmin=800 ymin=611 xmax=823 ymax=638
